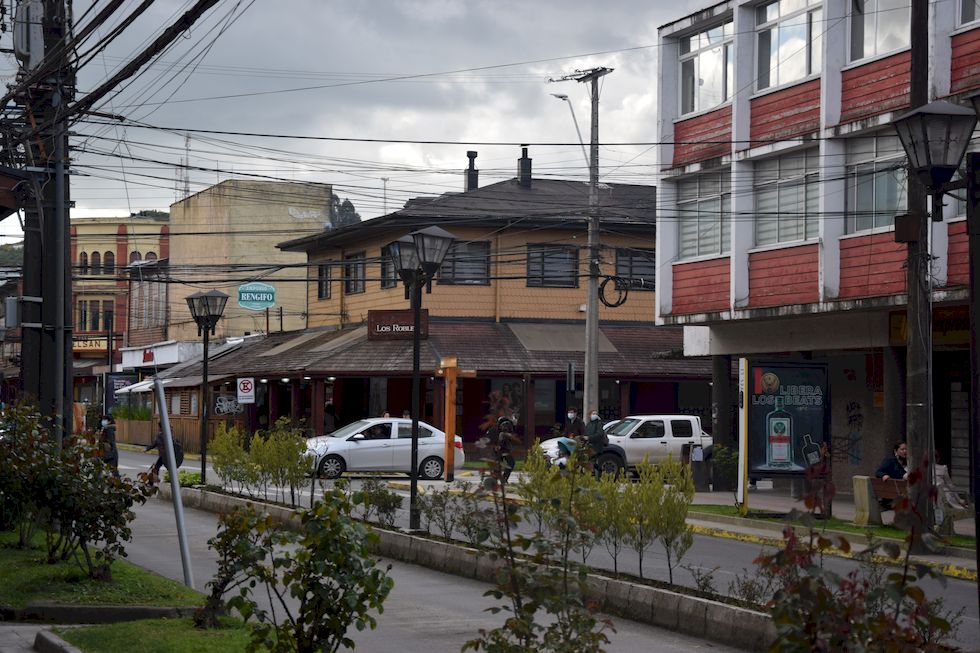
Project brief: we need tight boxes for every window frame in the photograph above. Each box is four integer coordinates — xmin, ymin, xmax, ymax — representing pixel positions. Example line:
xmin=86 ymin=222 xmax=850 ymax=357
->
xmin=676 ymin=171 xmax=732 ymax=260
xmin=679 ymin=21 xmax=734 ymax=116
xmin=103 ymin=251 xmax=115 ymax=276
xmin=754 ymin=148 xmax=821 ymax=246
xmin=343 ymin=252 xmax=366 ymax=295
xmin=844 ymin=132 xmax=908 ymax=234
xmin=755 ymin=0 xmax=823 ymax=92
xmin=78 ymin=252 xmax=89 ymax=275
xmin=438 ymin=240 xmax=491 ymax=286
xmin=526 ymin=244 xmax=580 ymax=289
xmin=317 ymin=262 xmax=332 ymax=300
xmin=615 ymin=248 xmax=656 ymax=291
xmin=77 ymin=300 xmax=88 ymax=331
xmin=849 ymin=0 xmax=911 ymax=63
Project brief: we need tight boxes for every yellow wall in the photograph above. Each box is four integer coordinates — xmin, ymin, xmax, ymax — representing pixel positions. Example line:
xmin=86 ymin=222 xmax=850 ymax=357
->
xmin=167 ymin=180 xmax=331 ymax=339
xmin=306 ymin=225 xmax=656 ymax=328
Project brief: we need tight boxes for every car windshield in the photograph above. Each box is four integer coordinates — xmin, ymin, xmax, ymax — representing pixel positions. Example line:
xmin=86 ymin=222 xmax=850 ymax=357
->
xmin=329 ymin=420 xmax=372 ymax=438
xmin=606 ymin=418 xmax=639 ymax=437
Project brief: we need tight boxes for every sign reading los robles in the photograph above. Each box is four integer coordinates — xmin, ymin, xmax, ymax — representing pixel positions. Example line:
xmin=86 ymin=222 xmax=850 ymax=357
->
xmin=238 ymin=282 xmax=276 ymax=311
xmin=367 ymin=309 xmax=428 ymax=340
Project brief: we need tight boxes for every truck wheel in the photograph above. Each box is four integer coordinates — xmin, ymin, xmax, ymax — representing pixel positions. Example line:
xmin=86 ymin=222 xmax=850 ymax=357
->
xmin=595 ymin=453 xmax=625 ymax=478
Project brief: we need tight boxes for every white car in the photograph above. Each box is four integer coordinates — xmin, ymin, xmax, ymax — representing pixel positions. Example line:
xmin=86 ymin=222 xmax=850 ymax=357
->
xmin=306 ymin=417 xmax=465 ymax=480
xmin=539 ymin=414 xmax=712 ymax=476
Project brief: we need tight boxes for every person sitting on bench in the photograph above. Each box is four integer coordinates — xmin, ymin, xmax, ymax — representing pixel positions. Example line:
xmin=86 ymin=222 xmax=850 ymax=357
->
xmin=875 ymin=441 xmax=908 ymax=510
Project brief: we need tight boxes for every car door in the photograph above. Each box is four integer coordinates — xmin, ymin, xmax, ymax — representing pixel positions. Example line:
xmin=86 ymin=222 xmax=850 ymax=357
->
xmin=345 ymin=421 xmax=394 ymax=471
xmin=394 ymin=421 xmax=437 ymax=472
xmin=668 ymin=418 xmax=698 ymax=461
xmin=627 ymin=419 xmax=666 ymax=464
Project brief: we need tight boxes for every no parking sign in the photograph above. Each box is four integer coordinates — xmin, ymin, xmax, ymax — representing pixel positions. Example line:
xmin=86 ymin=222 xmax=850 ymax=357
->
xmin=237 ymin=378 xmax=255 ymax=404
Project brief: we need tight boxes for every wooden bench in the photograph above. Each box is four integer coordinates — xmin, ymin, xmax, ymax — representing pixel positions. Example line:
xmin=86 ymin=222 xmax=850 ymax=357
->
xmin=853 ymin=475 xmax=971 ymax=533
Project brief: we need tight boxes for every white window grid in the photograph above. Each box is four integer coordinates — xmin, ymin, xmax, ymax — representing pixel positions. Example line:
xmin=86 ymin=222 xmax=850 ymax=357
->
xmin=844 ymin=132 xmax=908 ymax=233
xmin=849 ymin=0 xmax=910 ymax=63
xmin=756 ymin=0 xmax=823 ymax=91
xmin=754 ymin=149 xmax=821 ymax=245
xmin=677 ymin=171 xmax=732 ymax=259
xmin=679 ymin=21 xmax=734 ymax=116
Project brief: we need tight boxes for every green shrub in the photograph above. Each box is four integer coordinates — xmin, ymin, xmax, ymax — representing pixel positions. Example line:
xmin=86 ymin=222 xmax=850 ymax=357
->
xmin=111 ymin=404 xmax=152 ymax=421
xmin=163 ymin=470 xmax=202 ymax=486
xmin=357 ymin=480 xmax=403 ymax=529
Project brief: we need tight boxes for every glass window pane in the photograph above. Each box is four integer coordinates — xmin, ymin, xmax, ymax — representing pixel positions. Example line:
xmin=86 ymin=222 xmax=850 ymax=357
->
xmin=779 ymin=182 xmax=804 ymax=241
xmin=721 ymin=194 xmax=732 ymax=254
xmin=706 ymin=26 xmax=724 ymax=45
xmin=699 ymin=45 xmax=725 ymax=109
xmin=805 ymin=177 xmax=820 ymax=239
xmin=699 ymin=198 xmax=721 ymax=255
xmin=778 ymin=12 xmax=808 ymax=85
xmin=681 ymin=59 xmax=696 ymax=114
xmin=678 ymin=179 xmax=698 ymax=202
xmin=756 ymin=187 xmax=779 ymax=245
xmin=963 ymin=0 xmax=980 ymax=23
xmin=679 ymin=208 xmax=699 ymax=258
xmin=701 ymin=173 xmax=720 ymax=197
xmin=758 ymin=2 xmax=777 ymax=25
xmin=846 ymin=136 xmax=874 ymax=164
xmin=810 ymin=9 xmax=823 ymax=75
xmin=680 ymin=35 xmax=692 ymax=55
xmin=756 ymin=158 xmax=779 ymax=184
xmin=758 ymin=29 xmax=774 ymax=89
xmin=725 ymin=44 xmax=734 ymax=100
xmin=854 ymin=163 xmax=875 ymax=232
xmin=782 ymin=0 xmax=807 ymax=13
xmin=877 ymin=0 xmax=910 ymax=53
xmin=850 ymin=0 xmax=870 ymax=61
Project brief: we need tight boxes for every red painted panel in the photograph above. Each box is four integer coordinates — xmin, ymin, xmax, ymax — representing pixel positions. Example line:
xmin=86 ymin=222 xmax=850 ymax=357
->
xmin=673 ymin=106 xmax=732 ymax=168
xmin=951 ymin=27 xmax=980 ymax=95
xmin=671 ymin=257 xmax=730 ymax=314
xmin=946 ymin=220 xmax=968 ymax=287
xmin=748 ymin=244 xmax=819 ymax=307
xmin=840 ymin=52 xmax=911 ymax=125
xmin=838 ymin=232 xmax=907 ymax=299
xmin=750 ymin=80 xmax=821 ymax=143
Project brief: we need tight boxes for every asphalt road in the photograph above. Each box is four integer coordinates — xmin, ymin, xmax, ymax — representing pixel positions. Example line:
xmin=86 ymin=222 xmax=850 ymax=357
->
xmin=117 ymin=449 xmax=980 ymax=650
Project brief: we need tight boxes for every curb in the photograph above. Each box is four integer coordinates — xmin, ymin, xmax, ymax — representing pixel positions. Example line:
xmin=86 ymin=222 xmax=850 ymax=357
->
xmin=33 ymin=630 xmax=83 ymax=653
xmin=158 ymin=485 xmax=776 ymax=651
xmin=0 ymin=603 xmax=196 ymax=624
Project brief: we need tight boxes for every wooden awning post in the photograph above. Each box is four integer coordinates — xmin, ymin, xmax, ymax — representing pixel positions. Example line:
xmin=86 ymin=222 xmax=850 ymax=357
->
xmin=439 ymin=356 xmax=475 ymax=482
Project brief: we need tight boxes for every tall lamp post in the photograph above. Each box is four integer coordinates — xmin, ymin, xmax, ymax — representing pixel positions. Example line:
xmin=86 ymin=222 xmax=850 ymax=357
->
xmin=891 ymin=99 xmax=977 ymax=552
xmin=387 ymin=226 xmax=455 ymax=531
xmin=185 ymin=289 xmax=229 ymax=486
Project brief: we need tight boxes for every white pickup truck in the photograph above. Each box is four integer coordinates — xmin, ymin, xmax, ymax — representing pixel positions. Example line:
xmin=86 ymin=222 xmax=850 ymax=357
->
xmin=539 ymin=414 xmax=713 ymax=476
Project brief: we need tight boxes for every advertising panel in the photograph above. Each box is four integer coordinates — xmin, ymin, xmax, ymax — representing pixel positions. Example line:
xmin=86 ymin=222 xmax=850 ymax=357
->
xmin=747 ymin=361 xmax=828 ymax=476
xmin=104 ymin=372 xmax=139 ymax=414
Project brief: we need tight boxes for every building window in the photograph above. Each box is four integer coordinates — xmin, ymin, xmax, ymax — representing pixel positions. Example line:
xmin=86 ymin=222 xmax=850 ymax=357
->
xmin=89 ymin=300 xmax=101 ymax=331
xmin=90 ymin=252 xmax=101 ymax=275
xmin=103 ymin=251 xmax=115 ymax=275
xmin=850 ymin=0 xmax=910 ymax=62
xmin=78 ymin=252 xmax=88 ymax=275
xmin=130 ymin=251 xmax=142 ymax=263
xmin=757 ymin=0 xmax=822 ymax=91
xmin=845 ymin=132 xmax=907 ymax=233
xmin=343 ymin=252 xmax=365 ymax=295
xmin=146 ymin=251 xmax=157 ymax=262
xmin=526 ymin=244 xmax=579 ymax=288
xmin=379 ymin=246 xmax=398 ymax=289
xmin=679 ymin=21 xmax=734 ymax=115
xmin=439 ymin=241 xmax=490 ymax=285
xmin=963 ymin=0 xmax=980 ymax=24
xmin=615 ymin=248 xmax=656 ymax=291
xmin=77 ymin=300 xmax=88 ymax=331
xmin=755 ymin=149 xmax=820 ymax=245
xmin=103 ymin=300 xmax=114 ymax=331
xmin=317 ymin=263 xmax=332 ymax=299
xmin=677 ymin=171 xmax=731 ymax=259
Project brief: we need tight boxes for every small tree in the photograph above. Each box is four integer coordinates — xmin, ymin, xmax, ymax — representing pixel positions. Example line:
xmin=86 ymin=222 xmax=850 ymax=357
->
xmin=650 ymin=456 xmax=695 ymax=585
xmin=514 ymin=443 xmax=560 ymax=534
xmin=623 ymin=460 xmax=664 ymax=580
xmin=594 ymin=470 xmax=631 ymax=575
xmin=210 ymin=422 xmax=249 ymax=494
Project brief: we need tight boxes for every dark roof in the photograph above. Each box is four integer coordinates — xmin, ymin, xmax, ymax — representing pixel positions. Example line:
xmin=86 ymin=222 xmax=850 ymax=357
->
xmin=160 ymin=320 xmax=708 ymax=382
xmin=278 ymin=178 xmax=656 ymax=253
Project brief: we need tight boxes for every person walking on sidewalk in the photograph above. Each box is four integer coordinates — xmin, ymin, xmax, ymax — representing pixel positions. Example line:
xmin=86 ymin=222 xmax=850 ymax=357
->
xmin=145 ymin=423 xmax=184 ymax=483
xmin=488 ymin=415 xmax=516 ymax=484
xmin=99 ymin=414 xmax=119 ymax=477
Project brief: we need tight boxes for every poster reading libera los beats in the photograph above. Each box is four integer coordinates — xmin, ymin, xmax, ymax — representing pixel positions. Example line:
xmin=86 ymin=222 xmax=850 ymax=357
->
xmin=747 ymin=362 xmax=828 ymax=475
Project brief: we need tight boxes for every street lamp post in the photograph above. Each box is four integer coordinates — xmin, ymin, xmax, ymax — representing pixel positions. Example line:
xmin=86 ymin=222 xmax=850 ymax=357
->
xmin=185 ymin=289 xmax=229 ymax=486
xmin=387 ymin=226 xmax=455 ymax=531
xmin=892 ymin=99 xmax=977 ymax=545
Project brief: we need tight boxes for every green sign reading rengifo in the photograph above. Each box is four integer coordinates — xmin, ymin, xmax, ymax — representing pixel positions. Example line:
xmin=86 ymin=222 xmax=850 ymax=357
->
xmin=238 ymin=282 xmax=276 ymax=311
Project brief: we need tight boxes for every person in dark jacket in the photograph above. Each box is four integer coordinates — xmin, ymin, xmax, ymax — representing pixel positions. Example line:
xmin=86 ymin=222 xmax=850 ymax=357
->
xmin=145 ymin=423 xmax=184 ymax=481
xmin=564 ymin=407 xmax=585 ymax=438
xmin=99 ymin=415 xmax=119 ymax=476
xmin=584 ymin=409 xmax=607 ymax=456
xmin=488 ymin=415 xmax=516 ymax=484
xmin=875 ymin=441 xmax=908 ymax=481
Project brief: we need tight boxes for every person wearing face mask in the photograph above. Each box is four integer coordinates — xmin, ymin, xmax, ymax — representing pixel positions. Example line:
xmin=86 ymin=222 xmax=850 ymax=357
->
xmin=564 ymin=407 xmax=585 ymax=438
xmin=99 ymin=415 xmax=119 ymax=476
xmin=584 ymin=409 xmax=607 ymax=456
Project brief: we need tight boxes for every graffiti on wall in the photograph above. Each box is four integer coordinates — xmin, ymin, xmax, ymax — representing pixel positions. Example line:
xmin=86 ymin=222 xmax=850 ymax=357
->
xmin=214 ymin=395 xmax=244 ymax=416
xmin=832 ymin=400 xmax=863 ymax=465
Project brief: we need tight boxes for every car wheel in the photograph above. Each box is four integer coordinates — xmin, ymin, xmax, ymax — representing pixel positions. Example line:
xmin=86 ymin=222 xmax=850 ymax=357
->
xmin=318 ymin=454 xmax=345 ymax=479
xmin=595 ymin=453 xmax=625 ymax=478
xmin=419 ymin=456 xmax=444 ymax=480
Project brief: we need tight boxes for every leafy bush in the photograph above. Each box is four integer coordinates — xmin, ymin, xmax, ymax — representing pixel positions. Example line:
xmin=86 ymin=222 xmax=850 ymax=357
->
xmin=417 ymin=482 xmax=460 ymax=540
xmin=358 ymin=479 xmax=403 ymax=529
xmin=163 ymin=470 xmax=202 ymax=486
xmin=112 ymin=404 xmax=152 ymax=421
xmin=209 ymin=420 xmax=310 ymax=506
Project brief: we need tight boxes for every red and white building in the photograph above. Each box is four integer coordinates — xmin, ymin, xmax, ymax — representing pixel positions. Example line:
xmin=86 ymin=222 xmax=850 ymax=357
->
xmin=656 ymin=0 xmax=979 ymax=491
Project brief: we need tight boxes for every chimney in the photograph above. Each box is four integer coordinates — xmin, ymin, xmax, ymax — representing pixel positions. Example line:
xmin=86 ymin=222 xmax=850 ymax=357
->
xmin=517 ymin=145 xmax=532 ymax=188
xmin=465 ymin=151 xmax=479 ymax=191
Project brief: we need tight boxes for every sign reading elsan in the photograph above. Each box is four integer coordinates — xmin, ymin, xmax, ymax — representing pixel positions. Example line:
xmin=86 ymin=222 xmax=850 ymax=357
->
xmin=238 ymin=282 xmax=276 ymax=311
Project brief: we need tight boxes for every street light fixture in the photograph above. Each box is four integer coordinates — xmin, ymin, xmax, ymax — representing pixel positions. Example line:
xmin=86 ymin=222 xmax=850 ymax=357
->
xmin=185 ymin=289 xmax=228 ymax=486
xmin=893 ymin=100 xmax=977 ymax=195
xmin=386 ymin=226 xmax=455 ymax=531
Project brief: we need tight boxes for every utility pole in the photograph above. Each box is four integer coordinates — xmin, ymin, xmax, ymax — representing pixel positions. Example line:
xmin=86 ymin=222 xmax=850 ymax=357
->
xmin=381 ymin=177 xmax=388 ymax=215
xmin=906 ymin=0 xmax=934 ymax=535
xmin=551 ymin=67 xmax=612 ymax=416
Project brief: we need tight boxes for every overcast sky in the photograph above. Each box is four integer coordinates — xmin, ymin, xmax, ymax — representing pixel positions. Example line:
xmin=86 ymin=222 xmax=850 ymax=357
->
xmin=1 ymin=0 xmax=701 ymax=242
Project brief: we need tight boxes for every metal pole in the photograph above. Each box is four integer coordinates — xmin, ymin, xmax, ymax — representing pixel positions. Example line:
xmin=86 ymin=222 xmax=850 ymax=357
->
xmin=409 ymin=278 xmax=422 ymax=530
xmin=152 ymin=378 xmax=195 ymax=588
xmin=583 ymin=72 xmax=601 ymax=418
xmin=907 ymin=0 xmax=934 ymax=537
xmin=966 ymin=151 xmax=980 ymax=615
xmin=53 ymin=87 xmax=69 ymax=443
xmin=200 ymin=325 xmax=210 ymax=486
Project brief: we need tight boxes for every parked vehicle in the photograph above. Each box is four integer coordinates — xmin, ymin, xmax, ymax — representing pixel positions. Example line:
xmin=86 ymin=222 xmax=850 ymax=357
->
xmin=538 ymin=414 xmax=712 ymax=476
xmin=306 ymin=417 xmax=465 ymax=480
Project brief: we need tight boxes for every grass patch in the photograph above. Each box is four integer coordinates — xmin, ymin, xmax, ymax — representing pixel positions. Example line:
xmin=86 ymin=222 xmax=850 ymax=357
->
xmin=58 ymin=617 xmax=250 ymax=653
xmin=689 ymin=504 xmax=976 ymax=549
xmin=0 ymin=531 xmax=203 ymax=609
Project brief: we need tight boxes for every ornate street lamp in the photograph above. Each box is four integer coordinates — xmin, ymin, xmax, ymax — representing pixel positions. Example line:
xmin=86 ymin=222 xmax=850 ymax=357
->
xmin=893 ymin=99 xmax=977 ymax=195
xmin=386 ymin=226 xmax=455 ymax=530
xmin=185 ymin=289 xmax=228 ymax=485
